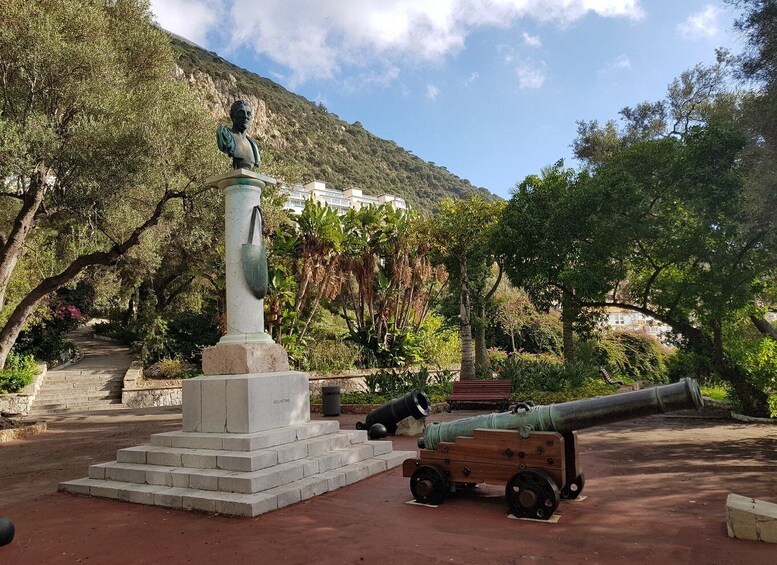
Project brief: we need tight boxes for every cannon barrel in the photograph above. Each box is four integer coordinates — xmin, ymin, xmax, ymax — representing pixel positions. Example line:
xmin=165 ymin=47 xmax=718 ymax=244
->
xmin=420 ymin=378 xmax=703 ymax=449
xmin=357 ymin=389 xmax=432 ymax=434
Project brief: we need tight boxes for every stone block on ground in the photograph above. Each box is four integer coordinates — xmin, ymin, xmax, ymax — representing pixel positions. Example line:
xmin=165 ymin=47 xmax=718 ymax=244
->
xmin=726 ymin=493 xmax=777 ymax=543
xmin=395 ymin=416 xmax=425 ymax=436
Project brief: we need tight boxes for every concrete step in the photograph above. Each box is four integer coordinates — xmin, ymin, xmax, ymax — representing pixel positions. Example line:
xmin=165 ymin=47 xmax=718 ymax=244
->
xmin=60 ymin=449 xmax=414 ymax=517
xmin=94 ymin=440 xmax=390 ymax=493
xmin=117 ymin=431 xmax=376 ymax=472
xmin=150 ymin=420 xmax=346 ymax=451
xmin=31 ymin=400 xmax=125 ymax=414
xmin=45 ymin=367 xmax=126 ymax=383
xmin=37 ymin=381 xmax=123 ymax=391
xmin=35 ymin=391 xmax=122 ymax=402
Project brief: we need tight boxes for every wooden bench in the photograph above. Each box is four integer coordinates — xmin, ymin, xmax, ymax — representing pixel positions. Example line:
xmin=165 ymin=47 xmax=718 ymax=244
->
xmin=446 ymin=380 xmax=512 ymax=412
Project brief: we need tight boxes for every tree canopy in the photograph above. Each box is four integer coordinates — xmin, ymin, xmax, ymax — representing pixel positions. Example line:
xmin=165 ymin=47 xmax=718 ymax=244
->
xmin=0 ymin=0 xmax=218 ymax=368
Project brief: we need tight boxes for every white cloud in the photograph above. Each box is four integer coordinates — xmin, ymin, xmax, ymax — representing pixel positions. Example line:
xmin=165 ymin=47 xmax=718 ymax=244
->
xmin=464 ymin=72 xmax=479 ymax=87
xmin=426 ymin=84 xmax=441 ymax=101
xmin=598 ymin=54 xmax=631 ymax=75
xmin=150 ymin=0 xmax=644 ymax=85
xmin=677 ymin=5 xmax=721 ymax=40
xmin=515 ymin=62 xmax=546 ymax=89
xmin=149 ymin=0 xmax=223 ymax=46
xmin=522 ymin=32 xmax=542 ymax=48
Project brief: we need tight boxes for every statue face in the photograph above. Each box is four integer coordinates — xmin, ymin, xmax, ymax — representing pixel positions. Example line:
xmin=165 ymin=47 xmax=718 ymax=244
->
xmin=231 ymin=103 xmax=252 ymax=133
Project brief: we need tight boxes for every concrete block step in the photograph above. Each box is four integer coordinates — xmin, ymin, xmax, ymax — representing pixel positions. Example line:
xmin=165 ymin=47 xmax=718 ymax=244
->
xmin=44 ymin=373 xmax=124 ymax=383
xmin=59 ymin=449 xmax=415 ymax=517
xmin=37 ymin=382 xmax=123 ymax=392
xmin=91 ymin=441 xmax=389 ymax=494
xmin=31 ymin=402 xmax=125 ymax=415
xmin=35 ymin=389 xmax=121 ymax=402
xmin=150 ymin=420 xmax=345 ymax=451
xmin=118 ymin=431 xmax=373 ymax=472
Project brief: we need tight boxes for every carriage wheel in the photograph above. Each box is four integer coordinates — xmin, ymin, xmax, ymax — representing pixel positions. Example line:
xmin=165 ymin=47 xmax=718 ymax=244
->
xmin=410 ymin=465 xmax=449 ymax=505
xmin=505 ymin=469 xmax=560 ymax=520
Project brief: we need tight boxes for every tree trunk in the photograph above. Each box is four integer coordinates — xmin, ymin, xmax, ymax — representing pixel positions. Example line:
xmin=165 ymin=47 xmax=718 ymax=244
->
xmin=750 ymin=315 xmax=777 ymax=340
xmin=474 ymin=301 xmax=489 ymax=372
xmin=459 ymin=260 xmax=475 ymax=380
xmin=712 ymin=320 xmax=770 ymax=418
xmin=0 ymin=169 xmax=47 ymax=312
xmin=510 ymin=330 xmax=517 ymax=353
xmin=474 ymin=262 xmax=502 ymax=373
xmin=561 ymin=291 xmax=576 ymax=365
xmin=0 ymin=189 xmax=186 ymax=369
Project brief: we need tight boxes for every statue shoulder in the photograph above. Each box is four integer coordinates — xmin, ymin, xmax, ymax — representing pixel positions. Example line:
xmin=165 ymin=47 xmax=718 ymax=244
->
xmin=216 ymin=124 xmax=235 ymax=156
xmin=247 ymin=135 xmax=261 ymax=168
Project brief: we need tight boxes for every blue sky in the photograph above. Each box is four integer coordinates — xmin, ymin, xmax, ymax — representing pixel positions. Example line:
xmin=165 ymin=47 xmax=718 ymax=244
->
xmin=151 ymin=1 xmax=745 ymax=199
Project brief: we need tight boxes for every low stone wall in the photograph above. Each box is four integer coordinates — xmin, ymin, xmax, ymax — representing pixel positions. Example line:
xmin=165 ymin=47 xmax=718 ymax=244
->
xmin=119 ymin=365 xmax=461 ymax=409
xmin=121 ymin=361 xmax=183 ymax=408
xmin=0 ymin=420 xmax=47 ymax=443
xmin=0 ymin=364 xmax=47 ymax=417
xmin=310 ymin=401 xmax=448 ymax=415
xmin=308 ymin=367 xmax=460 ymax=395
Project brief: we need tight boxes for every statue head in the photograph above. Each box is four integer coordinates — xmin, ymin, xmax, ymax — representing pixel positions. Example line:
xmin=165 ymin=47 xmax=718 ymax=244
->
xmin=230 ymin=100 xmax=253 ymax=134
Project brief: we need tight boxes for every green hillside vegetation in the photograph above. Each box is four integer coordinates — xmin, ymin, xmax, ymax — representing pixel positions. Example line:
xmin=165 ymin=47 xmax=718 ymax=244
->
xmin=171 ymin=37 xmax=495 ymax=211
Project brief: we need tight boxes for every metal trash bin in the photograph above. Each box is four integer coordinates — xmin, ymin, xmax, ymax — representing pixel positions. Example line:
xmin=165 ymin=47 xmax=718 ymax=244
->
xmin=322 ymin=386 xmax=341 ymax=416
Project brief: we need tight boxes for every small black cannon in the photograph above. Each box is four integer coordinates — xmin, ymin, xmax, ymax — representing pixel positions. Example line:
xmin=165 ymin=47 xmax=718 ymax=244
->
xmin=356 ymin=389 xmax=432 ymax=435
xmin=403 ymin=379 xmax=704 ymax=519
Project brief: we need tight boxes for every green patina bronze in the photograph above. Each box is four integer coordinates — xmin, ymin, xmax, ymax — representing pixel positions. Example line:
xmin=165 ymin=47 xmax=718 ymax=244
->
xmin=217 ymin=100 xmax=261 ymax=170
xmin=242 ymin=206 xmax=268 ymax=300
xmin=420 ymin=378 xmax=704 ymax=450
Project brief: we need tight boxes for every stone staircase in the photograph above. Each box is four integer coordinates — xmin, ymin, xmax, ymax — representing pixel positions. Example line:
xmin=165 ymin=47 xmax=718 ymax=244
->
xmin=28 ymin=324 xmax=134 ymax=417
xmin=60 ymin=420 xmax=414 ymax=517
xmin=30 ymin=369 xmax=124 ymax=415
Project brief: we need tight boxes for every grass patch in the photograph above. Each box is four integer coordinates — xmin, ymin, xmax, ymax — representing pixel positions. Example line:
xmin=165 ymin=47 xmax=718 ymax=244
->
xmin=700 ymin=386 xmax=731 ymax=402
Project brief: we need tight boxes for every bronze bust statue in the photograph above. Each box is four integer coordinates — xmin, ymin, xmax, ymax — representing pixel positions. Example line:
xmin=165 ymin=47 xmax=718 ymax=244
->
xmin=217 ymin=100 xmax=261 ymax=170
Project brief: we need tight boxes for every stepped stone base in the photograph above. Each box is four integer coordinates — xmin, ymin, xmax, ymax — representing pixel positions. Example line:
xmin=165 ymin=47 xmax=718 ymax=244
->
xmin=60 ymin=420 xmax=415 ymax=517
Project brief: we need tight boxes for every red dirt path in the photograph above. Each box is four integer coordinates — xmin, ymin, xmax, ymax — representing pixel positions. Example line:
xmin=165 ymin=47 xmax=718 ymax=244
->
xmin=1 ymin=407 xmax=775 ymax=564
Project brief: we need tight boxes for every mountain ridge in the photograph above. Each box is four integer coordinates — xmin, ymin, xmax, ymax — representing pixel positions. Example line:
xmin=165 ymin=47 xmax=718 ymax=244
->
xmin=170 ymin=37 xmax=497 ymax=211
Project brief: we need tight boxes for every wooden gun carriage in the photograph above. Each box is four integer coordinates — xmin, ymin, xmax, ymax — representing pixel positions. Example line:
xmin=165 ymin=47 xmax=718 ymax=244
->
xmin=403 ymin=379 xmax=704 ymax=520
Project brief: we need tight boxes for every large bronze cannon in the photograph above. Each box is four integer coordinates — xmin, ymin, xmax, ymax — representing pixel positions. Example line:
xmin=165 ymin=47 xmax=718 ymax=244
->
xmin=403 ymin=379 xmax=704 ymax=520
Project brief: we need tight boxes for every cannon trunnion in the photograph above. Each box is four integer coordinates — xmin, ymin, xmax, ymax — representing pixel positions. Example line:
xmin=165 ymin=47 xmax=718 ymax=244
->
xmin=403 ymin=379 xmax=703 ymax=520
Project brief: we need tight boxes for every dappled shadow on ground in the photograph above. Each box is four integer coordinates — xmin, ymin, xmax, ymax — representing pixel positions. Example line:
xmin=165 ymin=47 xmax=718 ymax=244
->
xmin=1 ymin=408 xmax=775 ymax=564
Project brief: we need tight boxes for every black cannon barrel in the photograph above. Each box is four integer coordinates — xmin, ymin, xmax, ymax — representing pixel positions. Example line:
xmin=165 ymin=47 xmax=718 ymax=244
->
xmin=420 ymin=378 xmax=703 ymax=449
xmin=357 ymin=389 xmax=432 ymax=434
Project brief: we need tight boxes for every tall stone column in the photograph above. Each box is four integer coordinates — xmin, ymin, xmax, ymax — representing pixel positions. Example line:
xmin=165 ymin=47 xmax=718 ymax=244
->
xmin=199 ymin=169 xmax=290 ymax=377
xmin=214 ymin=169 xmax=272 ymax=344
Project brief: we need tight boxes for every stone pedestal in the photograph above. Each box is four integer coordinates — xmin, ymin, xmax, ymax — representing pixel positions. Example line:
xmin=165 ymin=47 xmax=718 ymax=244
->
xmin=201 ymin=343 xmax=289 ymax=376
xmin=183 ymin=371 xmax=309 ymax=434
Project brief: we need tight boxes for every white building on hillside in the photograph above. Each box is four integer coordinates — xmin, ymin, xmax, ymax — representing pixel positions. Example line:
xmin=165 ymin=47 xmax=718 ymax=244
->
xmin=281 ymin=180 xmax=408 ymax=215
xmin=605 ymin=307 xmax=673 ymax=342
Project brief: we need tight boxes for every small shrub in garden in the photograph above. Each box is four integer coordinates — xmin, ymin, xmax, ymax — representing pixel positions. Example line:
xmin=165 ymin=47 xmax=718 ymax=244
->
xmin=302 ymin=339 xmax=361 ymax=372
xmin=0 ymin=352 xmax=39 ymax=394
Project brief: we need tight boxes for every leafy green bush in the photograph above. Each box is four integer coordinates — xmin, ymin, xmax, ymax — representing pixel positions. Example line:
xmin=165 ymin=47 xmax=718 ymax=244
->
xmin=363 ymin=367 xmax=453 ymax=400
xmin=165 ymin=311 xmax=220 ymax=364
xmin=665 ymin=348 xmax=715 ymax=384
xmin=495 ymin=353 xmax=598 ymax=393
xmin=299 ymin=339 xmax=362 ymax=372
xmin=510 ymin=380 xmax=618 ymax=405
xmin=0 ymin=352 xmax=39 ymax=393
xmin=577 ymin=331 xmax=668 ymax=383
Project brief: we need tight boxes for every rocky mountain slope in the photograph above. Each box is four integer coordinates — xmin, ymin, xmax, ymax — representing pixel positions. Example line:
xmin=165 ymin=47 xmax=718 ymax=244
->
xmin=171 ymin=37 xmax=494 ymax=211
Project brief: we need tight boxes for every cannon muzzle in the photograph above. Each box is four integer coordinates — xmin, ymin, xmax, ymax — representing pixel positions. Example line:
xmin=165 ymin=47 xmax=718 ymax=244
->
xmin=420 ymin=378 xmax=703 ymax=449
xmin=357 ymin=389 xmax=432 ymax=435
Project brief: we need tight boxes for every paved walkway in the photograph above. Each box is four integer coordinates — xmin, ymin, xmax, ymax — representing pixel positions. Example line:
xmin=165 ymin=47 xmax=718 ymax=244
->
xmin=0 ymin=409 xmax=775 ymax=564
xmin=29 ymin=324 xmax=136 ymax=417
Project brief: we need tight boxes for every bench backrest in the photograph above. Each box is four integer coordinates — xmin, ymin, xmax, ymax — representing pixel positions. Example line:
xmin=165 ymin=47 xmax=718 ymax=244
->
xmin=452 ymin=380 xmax=511 ymax=395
